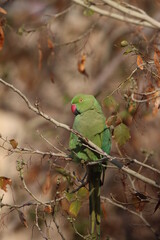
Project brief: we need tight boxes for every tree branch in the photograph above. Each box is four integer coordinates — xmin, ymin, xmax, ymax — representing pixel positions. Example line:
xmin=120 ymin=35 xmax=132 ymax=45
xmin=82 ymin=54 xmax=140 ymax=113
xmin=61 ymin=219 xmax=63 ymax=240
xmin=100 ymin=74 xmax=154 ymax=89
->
xmin=101 ymin=196 xmax=160 ymax=239
xmin=72 ymin=0 xmax=160 ymax=29
xmin=102 ymin=0 xmax=160 ymax=28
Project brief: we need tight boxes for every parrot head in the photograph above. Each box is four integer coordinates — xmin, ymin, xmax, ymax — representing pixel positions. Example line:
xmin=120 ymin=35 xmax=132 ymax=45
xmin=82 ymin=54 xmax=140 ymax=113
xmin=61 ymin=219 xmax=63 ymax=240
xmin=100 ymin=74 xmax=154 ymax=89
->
xmin=71 ymin=94 xmax=102 ymax=115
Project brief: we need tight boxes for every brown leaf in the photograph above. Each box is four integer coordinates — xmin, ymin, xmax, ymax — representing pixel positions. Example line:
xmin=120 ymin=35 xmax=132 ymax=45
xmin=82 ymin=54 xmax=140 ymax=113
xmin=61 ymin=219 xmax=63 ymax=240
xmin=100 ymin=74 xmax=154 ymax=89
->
xmin=0 ymin=176 xmax=12 ymax=192
xmin=137 ymin=55 xmax=143 ymax=70
xmin=0 ymin=7 xmax=7 ymax=15
xmin=44 ymin=205 xmax=53 ymax=214
xmin=18 ymin=210 xmax=28 ymax=228
xmin=78 ymin=53 xmax=88 ymax=77
xmin=9 ymin=139 xmax=18 ymax=149
xmin=152 ymin=97 xmax=160 ymax=116
xmin=0 ymin=26 xmax=4 ymax=51
xmin=132 ymin=192 xmax=147 ymax=212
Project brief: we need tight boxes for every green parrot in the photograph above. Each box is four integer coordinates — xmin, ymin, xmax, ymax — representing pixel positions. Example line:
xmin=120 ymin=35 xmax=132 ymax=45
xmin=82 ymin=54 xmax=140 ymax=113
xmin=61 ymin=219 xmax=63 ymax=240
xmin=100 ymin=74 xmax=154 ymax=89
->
xmin=69 ymin=94 xmax=111 ymax=239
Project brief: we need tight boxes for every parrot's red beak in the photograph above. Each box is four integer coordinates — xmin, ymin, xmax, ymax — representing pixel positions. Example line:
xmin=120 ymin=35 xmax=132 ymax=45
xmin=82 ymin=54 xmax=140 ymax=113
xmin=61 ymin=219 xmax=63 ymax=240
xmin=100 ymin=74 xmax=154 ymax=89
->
xmin=71 ymin=104 xmax=79 ymax=115
xmin=71 ymin=104 xmax=77 ymax=114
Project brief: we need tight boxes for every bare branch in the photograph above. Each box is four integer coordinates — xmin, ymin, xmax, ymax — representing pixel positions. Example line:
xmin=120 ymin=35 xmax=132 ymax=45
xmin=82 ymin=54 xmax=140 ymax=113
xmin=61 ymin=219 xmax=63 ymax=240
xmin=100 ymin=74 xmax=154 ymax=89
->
xmin=131 ymin=92 xmax=160 ymax=103
xmin=0 ymin=135 xmax=69 ymax=159
xmin=0 ymin=196 xmax=65 ymax=210
xmin=102 ymin=0 xmax=160 ymax=28
xmin=101 ymin=196 xmax=160 ymax=239
xmin=35 ymin=205 xmax=49 ymax=240
xmin=128 ymin=158 xmax=160 ymax=175
xmin=72 ymin=0 xmax=160 ymax=29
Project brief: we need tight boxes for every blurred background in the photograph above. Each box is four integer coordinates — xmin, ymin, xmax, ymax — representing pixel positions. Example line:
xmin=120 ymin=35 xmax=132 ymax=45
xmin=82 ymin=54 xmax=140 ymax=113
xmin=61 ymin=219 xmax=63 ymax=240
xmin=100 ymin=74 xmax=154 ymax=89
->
xmin=0 ymin=0 xmax=160 ymax=239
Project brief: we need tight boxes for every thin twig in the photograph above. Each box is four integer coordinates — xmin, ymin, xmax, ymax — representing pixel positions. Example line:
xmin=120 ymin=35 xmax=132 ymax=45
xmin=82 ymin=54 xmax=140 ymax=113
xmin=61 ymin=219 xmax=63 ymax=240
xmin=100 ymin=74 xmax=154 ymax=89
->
xmin=0 ymin=196 xmax=65 ymax=210
xmin=35 ymin=205 xmax=48 ymax=240
xmin=101 ymin=196 xmax=160 ymax=239
xmin=131 ymin=92 xmax=160 ymax=103
xmin=52 ymin=215 xmax=66 ymax=240
xmin=131 ymin=158 xmax=160 ymax=175
xmin=0 ymin=136 xmax=69 ymax=159
xmin=36 ymin=130 xmax=66 ymax=155
xmin=55 ymin=22 xmax=96 ymax=47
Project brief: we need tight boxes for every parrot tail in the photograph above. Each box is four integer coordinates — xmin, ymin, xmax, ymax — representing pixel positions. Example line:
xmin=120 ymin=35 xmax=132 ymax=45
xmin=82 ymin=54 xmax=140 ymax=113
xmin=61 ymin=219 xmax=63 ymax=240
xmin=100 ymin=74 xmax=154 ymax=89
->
xmin=88 ymin=165 xmax=101 ymax=239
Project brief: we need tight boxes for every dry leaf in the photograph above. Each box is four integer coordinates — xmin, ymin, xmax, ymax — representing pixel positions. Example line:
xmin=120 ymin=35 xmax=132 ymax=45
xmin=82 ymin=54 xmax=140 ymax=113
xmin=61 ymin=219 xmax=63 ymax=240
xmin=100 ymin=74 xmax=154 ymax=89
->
xmin=0 ymin=26 xmax=4 ymax=51
xmin=137 ymin=55 xmax=143 ymax=70
xmin=44 ymin=205 xmax=53 ymax=214
xmin=18 ymin=210 xmax=28 ymax=228
xmin=132 ymin=192 xmax=148 ymax=212
xmin=0 ymin=176 xmax=12 ymax=192
xmin=78 ymin=53 xmax=88 ymax=77
xmin=9 ymin=139 xmax=18 ymax=149
xmin=152 ymin=97 xmax=160 ymax=116
xmin=0 ymin=7 xmax=7 ymax=15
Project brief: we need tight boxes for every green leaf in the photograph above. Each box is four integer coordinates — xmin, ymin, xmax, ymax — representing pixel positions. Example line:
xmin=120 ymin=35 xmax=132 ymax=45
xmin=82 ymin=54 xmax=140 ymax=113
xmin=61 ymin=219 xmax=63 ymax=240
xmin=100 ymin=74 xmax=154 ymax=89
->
xmin=118 ymin=110 xmax=131 ymax=122
xmin=77 ymin=187 xmax=88 ymax=200
xmin=104 ymin=96 xmax=119 ymax=111
xmin=65 ymin=192 xmax=76 ymax=202
xmin=69 ymin=200 xmax=81 ymax=217
xmin=114 ymin=123 xmax=130 ymax=146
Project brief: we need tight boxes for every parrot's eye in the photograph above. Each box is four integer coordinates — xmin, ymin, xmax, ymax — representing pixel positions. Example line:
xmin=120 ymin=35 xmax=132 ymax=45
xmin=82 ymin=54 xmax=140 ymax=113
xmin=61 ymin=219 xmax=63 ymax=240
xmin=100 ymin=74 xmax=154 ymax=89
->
xmin=79 ymin=98 xmax=83 ymax=103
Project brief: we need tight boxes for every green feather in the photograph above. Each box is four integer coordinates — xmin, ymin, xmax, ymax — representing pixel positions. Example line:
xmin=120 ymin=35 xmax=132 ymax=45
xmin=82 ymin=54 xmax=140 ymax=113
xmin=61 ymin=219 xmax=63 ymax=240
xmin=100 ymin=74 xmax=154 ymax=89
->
xmin=69 ymin=94 xmax=111 ymax=238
